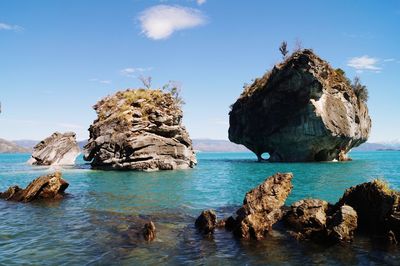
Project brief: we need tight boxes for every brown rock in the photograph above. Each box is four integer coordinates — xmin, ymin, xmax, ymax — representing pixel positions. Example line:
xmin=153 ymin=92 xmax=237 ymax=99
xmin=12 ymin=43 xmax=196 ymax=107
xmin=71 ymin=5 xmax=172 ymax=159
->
xmin=232 ymin=173 xmax=293 ymax=239
xmin=328 ymin=204 xmax=358 ymax=242
xmin=285 ymin=199 xmax=329 ymax=240
xmin=195 ymin=209 xmax=217 ymax=234
xmin=142 ymin=221 xmax=156 ymax=242
xmin=0 ymin=172 xmax=69 ymax=202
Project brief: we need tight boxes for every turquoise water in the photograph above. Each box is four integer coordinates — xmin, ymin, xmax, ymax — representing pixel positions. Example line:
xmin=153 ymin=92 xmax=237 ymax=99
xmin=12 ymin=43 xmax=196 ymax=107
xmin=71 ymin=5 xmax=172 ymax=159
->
xmin=0 ymin=151 xmax=399 ymax=265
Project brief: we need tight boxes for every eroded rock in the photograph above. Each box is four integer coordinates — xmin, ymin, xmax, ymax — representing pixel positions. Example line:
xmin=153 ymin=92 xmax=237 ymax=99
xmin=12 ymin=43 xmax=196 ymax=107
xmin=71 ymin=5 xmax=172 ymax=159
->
xmin=285 ymin=199 xmax=329 ymax=240
xmin=328 ymin=204 xmax=358 ymax=242
xmin=230 ymin=173 xmax=293 ymax=239
xmin=0 ymin=172 xmax=69 ymax=202
xmin=83 ymin=89 xmax=197 ymax=171
xmin=195 ymin=209 xmax=217 ymax=234
xmin=229 ymin=49 xmax=371 ymax=162
xmin=28 ymin=132 xmax=80 ymax=165
xmin=142 ymin=221 xmax=156 ymax=242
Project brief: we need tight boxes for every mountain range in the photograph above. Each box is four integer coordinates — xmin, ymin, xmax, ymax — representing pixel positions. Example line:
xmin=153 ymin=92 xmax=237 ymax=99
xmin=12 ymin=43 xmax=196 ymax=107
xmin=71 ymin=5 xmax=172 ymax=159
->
xmin=1 ymin=138 xmax=399 ymax=154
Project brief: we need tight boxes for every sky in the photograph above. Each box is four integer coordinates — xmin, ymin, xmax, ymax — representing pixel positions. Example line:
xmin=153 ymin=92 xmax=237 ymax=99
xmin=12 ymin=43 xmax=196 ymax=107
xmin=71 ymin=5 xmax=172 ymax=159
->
xmin=1 ymin=0 xmax=399 ymax=142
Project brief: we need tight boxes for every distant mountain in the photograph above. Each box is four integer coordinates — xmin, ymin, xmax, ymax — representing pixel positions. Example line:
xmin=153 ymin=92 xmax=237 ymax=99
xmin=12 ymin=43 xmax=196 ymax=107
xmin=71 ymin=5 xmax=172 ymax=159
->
xmin=5 ymin=138 xmax=400 ymax=153
xmin=0 ymin=138 xmax=30 ymax=153
xmin=192 ymin=139 xmax=248 ymax=152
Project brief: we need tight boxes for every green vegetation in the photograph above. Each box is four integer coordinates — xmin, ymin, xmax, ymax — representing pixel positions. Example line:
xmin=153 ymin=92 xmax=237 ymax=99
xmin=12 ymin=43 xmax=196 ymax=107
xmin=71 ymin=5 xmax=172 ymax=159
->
xmin=372 ymin=179 xmax=395 ymax=195
xmin=352 ymin=76 xmax=369 ymax=103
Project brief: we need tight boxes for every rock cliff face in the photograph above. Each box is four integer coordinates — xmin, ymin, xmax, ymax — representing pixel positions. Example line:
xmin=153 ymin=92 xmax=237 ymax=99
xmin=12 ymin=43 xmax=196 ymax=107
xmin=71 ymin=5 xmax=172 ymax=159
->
xmin=83 ymin=89 xmax=197 ymax=171
xmin=28 ymin=132 xmax=80 ymax=165
xmin=229 ymin=49 xmax=371 ymax=162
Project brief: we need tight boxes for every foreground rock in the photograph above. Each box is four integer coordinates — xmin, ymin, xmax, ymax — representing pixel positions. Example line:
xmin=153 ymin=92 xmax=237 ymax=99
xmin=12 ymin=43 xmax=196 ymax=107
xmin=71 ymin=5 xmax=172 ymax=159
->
xmin=336 ymin=179 xmax=400 ymax=241
xmin=285 ymin=199 xmax=329 ymax=240
xmin=83 ymin=89 xmax=197 ymax=171
xmin=0 ymin=172 xmax=69 ymax=202
xmin=28 ymin=132 xmax=80 ymax=165
xmin=229 ymin=49 xmax=371 ymax=162
xmin=195 ymin=209 xmax=217 ymax=235
xmin=328 ymin=205 xmax=358 ymax=242
xmin=229 ymin=173 xmax=293 ymax=239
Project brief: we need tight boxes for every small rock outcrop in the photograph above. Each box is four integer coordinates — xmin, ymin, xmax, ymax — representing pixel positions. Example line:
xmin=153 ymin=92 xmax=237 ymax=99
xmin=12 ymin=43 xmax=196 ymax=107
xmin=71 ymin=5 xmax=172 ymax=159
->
xmin=83 ymin=89 xmax=197 ymax=171
xmin=336 ymin=179 xmax=400 ymax=240
xmin=28 ymin=132 xmax=80 ymax=165
xmin=229 ymin=173 xmax=293 ymax=239
xmin=0 ymin=172 xmax=69 ymax=202
xmin=142 ymin=221 xmax=156 ymax=242
xmin=327 ymin=205 xmax=358 ymax=242
xmin=285 ymin=199 xmax=329 ymax=240
xmin=195 ymin=209 xmax=217 ymax=235
xmin=229 ymin=49 xmax=371 ymax=162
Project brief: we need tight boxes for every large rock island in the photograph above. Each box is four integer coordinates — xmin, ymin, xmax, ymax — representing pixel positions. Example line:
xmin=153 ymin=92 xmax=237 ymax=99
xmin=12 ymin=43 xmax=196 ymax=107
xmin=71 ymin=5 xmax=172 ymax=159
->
xmin=83 ymin=89 xmax=197 ymax=171
xmin=229 ymin=49 xmax=371 ymax=162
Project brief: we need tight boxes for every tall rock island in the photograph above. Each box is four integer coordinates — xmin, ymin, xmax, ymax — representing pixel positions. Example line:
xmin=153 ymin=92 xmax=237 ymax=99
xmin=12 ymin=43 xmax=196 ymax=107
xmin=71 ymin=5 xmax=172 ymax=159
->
xmin=83 ymin=89 xmax=197 ymax=171
xmin=229 ymin=49 xmax=371 ymax=162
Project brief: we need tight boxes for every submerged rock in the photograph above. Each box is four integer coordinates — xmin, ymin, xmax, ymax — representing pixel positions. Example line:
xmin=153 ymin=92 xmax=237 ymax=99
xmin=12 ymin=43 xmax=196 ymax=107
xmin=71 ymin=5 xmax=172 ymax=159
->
xmin=285 ymin=199 xmax=329 ymax=240
xmin=230 ymin=173 xmax=293 ymax=239
xmin=327 ymin=204 xmax=358 ymax=242
xmin=142 ymin=221 xmax=156 ymax=242
xmin=28 ymin=132 xmax=80 ymax=165
xmin=229 ymin=49 xmax=371 ymax=162
xmin=0 ymin=172 xmax=69 ymax=202
xmin=195 ymin=209 xmax=217 ymax=234
xmin=83 ymin=89 xmax=197 ymax=171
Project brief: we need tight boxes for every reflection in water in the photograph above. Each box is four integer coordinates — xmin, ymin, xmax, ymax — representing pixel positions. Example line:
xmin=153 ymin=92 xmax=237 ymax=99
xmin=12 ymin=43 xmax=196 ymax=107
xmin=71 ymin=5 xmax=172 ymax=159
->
xmin=0 ymin=151 xmax=399 ymax=264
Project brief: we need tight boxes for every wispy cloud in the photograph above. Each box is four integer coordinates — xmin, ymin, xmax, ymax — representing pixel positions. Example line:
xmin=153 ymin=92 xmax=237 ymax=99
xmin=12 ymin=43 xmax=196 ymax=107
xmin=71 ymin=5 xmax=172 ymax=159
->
xmin=57 ymin=123 xmax=85 ymax=129
xmin=347 ymin=55 xmax=381 ymax=73
xmin=89 ymin=78 xmax=112 ymax=84
xmin=0 ymin=22 xmax=23 ymax=31
xmin=196 ymin=0 xmax=206 ymax=5
xmin=383 ymin=58 xmax=395 ymax=62
xmin=138 ymin=5 xmax=206 ymax=40
xmin=120 ymin=67 xmax=152 ymax=77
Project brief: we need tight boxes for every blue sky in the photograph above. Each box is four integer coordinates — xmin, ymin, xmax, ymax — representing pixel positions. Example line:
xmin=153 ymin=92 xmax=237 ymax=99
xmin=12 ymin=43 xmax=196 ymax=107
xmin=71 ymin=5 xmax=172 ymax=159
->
xmin=1 ymin=0 xmax=399 ymax=142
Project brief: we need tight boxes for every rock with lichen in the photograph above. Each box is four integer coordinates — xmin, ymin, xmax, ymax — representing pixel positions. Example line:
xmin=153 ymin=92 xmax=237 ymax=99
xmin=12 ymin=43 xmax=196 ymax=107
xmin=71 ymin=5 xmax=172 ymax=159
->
xmin=229 ymin=49 xmax=371 ymax=162
xmin=83 ymin=89 xmax=197 ymax=171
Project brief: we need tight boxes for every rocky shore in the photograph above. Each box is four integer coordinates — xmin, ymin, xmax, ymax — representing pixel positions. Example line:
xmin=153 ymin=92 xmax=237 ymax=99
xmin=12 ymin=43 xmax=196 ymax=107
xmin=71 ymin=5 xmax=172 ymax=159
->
xmin=229 ymin=49 xmax=371 ymax=162
xmin=83 ymin=89 xmax=197 ymax=171
xmin=196 ymin=173 xmax=400 ymax=245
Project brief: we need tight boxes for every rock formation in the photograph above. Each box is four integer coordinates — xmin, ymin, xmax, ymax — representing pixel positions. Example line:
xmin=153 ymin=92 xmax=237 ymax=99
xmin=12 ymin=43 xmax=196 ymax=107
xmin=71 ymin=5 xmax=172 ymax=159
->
xmin=195 ymin=209 xmax=217 ymax=235
xmin=327 ymin=205 xmax=358 ymax=242
xmin=285 ymin=199 xmax=329 ymax=240
xmin=28 ymin=132 xmax=80 ymax=165
xmin=229 ymin=49 xmax=371 ymax=162
xmin=336 ymin=179 xmax=400 ymax=241
xmin=228 ymin=173 xmax=293 ymax=239
xmin=0 ymin=172 xmax=69 ymax=202
xmin=142 ymin=221 xmax=156 ymax=242
xmin=83 ymin=89 xmax=197 ymax=171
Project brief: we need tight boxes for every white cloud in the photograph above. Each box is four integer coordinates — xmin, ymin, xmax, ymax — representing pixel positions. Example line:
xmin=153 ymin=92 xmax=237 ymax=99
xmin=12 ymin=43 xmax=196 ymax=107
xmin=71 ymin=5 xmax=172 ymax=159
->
xmin=89 ymin=78 xmax=112 ymax=84
xmin=347 ymin=55 xmax=381 ymax=71
xmin=120 ymin=67 xmax=152 ymax=77
xmin=0 ymin=22 xmax=23 ymax=31
xmin=383 ymin=58 xmax=395 ymax=62
xmin=138 ymin=5 xmax=206 ymax=40
xmin=196 ymin=0 xmax=206 ymax=5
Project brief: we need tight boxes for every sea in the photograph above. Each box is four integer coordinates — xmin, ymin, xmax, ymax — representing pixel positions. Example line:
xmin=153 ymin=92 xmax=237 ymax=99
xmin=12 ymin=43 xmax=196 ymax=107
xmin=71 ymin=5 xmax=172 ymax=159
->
xmin=0 ymin=151 xmax=399 ymax=265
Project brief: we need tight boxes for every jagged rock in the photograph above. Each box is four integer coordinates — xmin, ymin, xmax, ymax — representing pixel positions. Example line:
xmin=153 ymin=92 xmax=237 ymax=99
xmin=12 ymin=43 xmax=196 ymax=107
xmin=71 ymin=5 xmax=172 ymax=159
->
xmin=195 ymin=209 xmax=217 ymax=234
xmin=28 ymin=132 xmax=80 ymax=165
xmin=230 ymin=173 xmax=293 ymax=239
xmin=336 ymin=179 xmax=400 ymax=239
xmin=285 ymin=199 xmax=329 ymax=240
xmin=229 ymin=49 xmax=371 ymax=162
xmin=327 ymin=205 xmax=357 ymax=242
xmin=83 ymin=89 xmax=197 ymax=171
xmin=0 ymin=172 xmax=69 ymax=202
xmin=142 ymin=221 xmax=156 ymax=242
